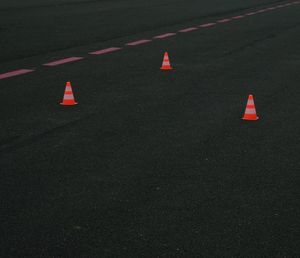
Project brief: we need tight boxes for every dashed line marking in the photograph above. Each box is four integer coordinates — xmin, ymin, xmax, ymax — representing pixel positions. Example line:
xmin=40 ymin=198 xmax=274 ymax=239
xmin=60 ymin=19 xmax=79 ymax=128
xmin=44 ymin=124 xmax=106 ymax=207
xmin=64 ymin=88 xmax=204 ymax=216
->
xmin=0 ymin=69 xmax=35 ymax=80
xmin=199 ymin=22 xmax=216 ymax=28
xmin=217 ymin=18 xmax=232 ymax=23
xmin=153 ymin=33 xmax=177 ymax=39
xmin=256 ymin=9 xmax=267 ymax=13
xmin=179 ymin=27 xmax=198 ymax=33
xmin=232 ymin=15 xmax=245 ymax=19
xmin=43 ymin=57 xmax=84 ymax=66
xmin=89 ymin=47 xmax=122 ymax=55
xmin=126 ymin=39 xmax=152 ymax=46
xmin=0 ymin=1 xmax=298 ymax=80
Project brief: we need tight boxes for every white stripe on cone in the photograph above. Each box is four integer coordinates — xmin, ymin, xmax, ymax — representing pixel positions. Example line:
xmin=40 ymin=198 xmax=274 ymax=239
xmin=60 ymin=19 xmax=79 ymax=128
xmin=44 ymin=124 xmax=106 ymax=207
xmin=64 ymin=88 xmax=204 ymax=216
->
xmin=245 ymin=108 xmax=256 ymax=114
xmin=63 ymin=94 xmax=75 ymax=100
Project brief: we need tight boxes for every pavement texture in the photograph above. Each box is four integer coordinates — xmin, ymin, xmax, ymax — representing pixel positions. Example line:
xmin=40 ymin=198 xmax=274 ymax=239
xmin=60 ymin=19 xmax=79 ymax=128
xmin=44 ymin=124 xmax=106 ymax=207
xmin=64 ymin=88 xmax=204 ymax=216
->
xmin=0 ymin=0 xmax=299 ymax=257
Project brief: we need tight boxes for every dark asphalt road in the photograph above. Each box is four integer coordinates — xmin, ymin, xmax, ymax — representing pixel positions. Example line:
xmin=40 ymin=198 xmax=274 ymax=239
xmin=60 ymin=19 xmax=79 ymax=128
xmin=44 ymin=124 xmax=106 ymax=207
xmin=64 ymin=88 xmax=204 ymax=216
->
xmin=0 ymin=0 xmax=300 ymax=257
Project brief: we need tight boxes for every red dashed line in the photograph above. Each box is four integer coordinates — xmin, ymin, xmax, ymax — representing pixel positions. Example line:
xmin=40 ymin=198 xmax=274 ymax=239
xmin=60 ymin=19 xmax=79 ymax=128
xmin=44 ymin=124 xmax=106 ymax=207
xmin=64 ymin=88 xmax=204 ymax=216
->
xmin=217 ymin=18 xmax=232 ymax=23
xmin=89 ymin=47 xmax=122 ymax=55
xmin=0 ymin=1 xmax=298 ymax=80
xmin=245 ymin=12 xmax=256 ymax=16
xmin=0 ymin=69 xmax=35 ymax=80
xmin=232 ymin=15 xmax=245 ymax=19
xmin=126 ymin=39 xmax=152 ymax=46
xmin=199 ymin=22 xmax=216 ymax=28
xmin=256 ymin=9 xmax=267 ymax=13
xmin=153 ymin=33 xmax=177 ymax=39
xmin=179 ymin=27 xmax=198 ymax=33
xmin=43 ymin=57 xmax=84 ymax=66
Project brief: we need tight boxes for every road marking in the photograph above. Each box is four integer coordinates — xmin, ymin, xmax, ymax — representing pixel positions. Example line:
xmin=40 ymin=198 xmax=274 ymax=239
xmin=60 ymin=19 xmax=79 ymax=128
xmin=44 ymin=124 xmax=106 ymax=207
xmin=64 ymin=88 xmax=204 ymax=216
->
xmin=0 ymin=69 xmax=35 ymax=80
xmin=126 ymin=39 xmax=152 ymax=46
xmin=1 ymin=1 xmax=298 ymax=79
xmin=153 ymin=33 xmax=176 ymax=39
xmin=256 ymin=9 xmax=267 ymax=13
xmin=245 ymin=12 xmax=256 ymax=16
xmin=232 ymin=15 xmax=245 ymax=19
xmin=43 ymin=57 xmax=84 ymax=66
xmin=199 ymin=22 xmax=216 ymax=28
xmin=217 ymin=18 xmax=232 ymax=23
xmin=179 ymin=27 xmax=198 ymax=33
xmin=89 ymin=47 xmax=122 ymax=55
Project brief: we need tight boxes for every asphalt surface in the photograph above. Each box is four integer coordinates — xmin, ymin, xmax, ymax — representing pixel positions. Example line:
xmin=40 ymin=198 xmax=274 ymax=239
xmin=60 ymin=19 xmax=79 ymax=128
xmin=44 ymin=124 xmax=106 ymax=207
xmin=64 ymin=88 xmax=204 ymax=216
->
xmin=0 ymin=0 xmax=300 ymax=257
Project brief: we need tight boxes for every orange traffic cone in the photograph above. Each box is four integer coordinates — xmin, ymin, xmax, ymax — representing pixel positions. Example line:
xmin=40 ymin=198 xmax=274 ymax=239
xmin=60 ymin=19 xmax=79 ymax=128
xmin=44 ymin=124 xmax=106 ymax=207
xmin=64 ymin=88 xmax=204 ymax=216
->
xmin=242 ymin=94 xmax=259 ymax=120
xmin=160 ymin=52 xmax=172 ymax=70
xmin=60 ymin=82 xmax=78 ymax=106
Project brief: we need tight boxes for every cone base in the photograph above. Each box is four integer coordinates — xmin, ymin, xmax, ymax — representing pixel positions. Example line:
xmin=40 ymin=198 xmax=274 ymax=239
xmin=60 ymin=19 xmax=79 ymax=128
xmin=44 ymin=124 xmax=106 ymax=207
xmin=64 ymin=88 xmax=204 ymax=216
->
xmin=160 ymin=67 xmax=172 ymax=70
xmin=60 ymin=102 xmax=78 ymax=106
xmin=242 ymin=116 xmax=259 ymax=121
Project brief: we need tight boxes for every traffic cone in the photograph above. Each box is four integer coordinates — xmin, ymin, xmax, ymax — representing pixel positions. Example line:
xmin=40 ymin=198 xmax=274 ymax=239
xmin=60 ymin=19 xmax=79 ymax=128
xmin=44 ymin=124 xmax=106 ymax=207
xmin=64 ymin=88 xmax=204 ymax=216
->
xmin=160 ymin=52 xmax=172 ymax=70
xmin=242 ymin=94 xmax=259 ymax=120
xmin=60 ymin=82 xmax=78 ymax=106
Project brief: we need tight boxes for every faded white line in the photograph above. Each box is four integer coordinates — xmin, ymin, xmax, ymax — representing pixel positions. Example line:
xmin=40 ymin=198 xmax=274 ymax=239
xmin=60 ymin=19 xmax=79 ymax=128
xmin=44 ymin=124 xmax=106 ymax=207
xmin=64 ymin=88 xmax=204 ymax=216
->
xmin=89 ymin=47 xmax=122 ymax=55
xmin=44 ymin=57 xmax=84 ymax=66
xmin=179 ymin=27 xmax=198 ymax=33
xmin=0 ymin=69 xmax=35 ymax=80
xmin=153 ymin=33 xmax=177 ymax=39
xmin=126 ymin=39 xmax=152 ymax=46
